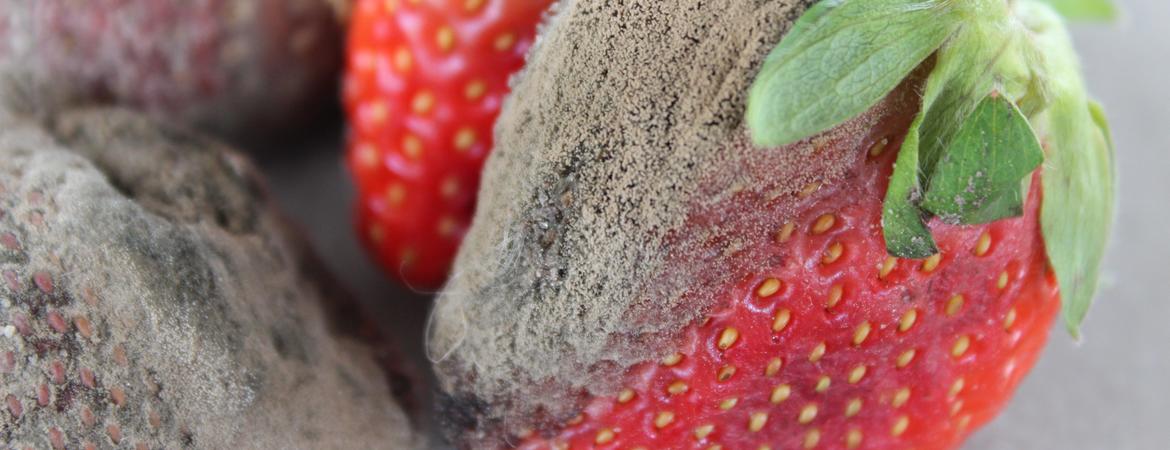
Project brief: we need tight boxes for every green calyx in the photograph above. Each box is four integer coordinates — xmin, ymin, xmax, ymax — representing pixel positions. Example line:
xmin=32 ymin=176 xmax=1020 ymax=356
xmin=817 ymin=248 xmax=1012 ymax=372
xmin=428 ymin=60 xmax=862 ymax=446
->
xmin=746 ymin=0 xmax=1116 ymax=335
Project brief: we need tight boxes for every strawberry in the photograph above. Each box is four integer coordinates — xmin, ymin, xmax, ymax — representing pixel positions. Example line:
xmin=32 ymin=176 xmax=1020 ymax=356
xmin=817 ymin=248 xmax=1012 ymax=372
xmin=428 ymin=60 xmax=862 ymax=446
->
xmin=428 ymin=0 xmax=1115 ymax=448
xmin=518 ymin=110 xmax=1059 ymax=449
xmin=344 ymin=0 xmax=553 ymax=288
xmin=0 ymin=0 xmax=344 ymax=141
xmin=0 ymin=108 xmax=419 ymax=448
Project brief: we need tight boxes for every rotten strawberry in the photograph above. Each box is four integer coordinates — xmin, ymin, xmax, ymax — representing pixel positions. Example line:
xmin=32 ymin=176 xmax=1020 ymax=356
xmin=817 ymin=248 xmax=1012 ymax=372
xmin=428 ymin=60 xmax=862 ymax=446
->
xmin=428 ymin=1 xmax=1115 ymax=448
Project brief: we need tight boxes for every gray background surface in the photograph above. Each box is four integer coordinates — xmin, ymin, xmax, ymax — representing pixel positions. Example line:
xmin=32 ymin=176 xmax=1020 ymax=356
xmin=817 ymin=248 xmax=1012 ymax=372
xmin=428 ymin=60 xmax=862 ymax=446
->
xmin=260 ymin=1 xmax=1169 ymax=448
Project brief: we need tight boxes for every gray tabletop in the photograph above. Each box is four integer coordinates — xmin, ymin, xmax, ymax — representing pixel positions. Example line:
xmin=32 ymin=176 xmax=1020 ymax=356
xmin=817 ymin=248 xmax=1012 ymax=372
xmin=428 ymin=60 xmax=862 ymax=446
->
xmin=261 ymin=1 xmax=1170 ymax=448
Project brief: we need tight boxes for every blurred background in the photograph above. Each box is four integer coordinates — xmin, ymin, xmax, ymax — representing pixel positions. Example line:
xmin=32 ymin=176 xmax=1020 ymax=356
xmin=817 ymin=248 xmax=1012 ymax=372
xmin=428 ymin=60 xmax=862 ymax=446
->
xmin=257 ymin=1 xmax=1169 ymax=448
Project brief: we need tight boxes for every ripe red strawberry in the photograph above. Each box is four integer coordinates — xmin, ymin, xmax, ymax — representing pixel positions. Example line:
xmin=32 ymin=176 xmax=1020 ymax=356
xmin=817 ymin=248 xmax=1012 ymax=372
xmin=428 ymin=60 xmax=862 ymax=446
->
xmin=517 ymin=112 xmax=1059 ymax=449
xmin=344 ymin=0 xmax=553 ymax=288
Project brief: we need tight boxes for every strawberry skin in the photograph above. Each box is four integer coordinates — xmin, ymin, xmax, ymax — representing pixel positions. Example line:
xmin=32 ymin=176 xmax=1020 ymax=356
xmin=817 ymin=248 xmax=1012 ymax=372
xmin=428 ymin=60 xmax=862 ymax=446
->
xmin=0 ymin=0 xmax=343 ymax=140
xmin=519 ymin=113 xmax=1059 ymax=449
xmin=344 ymin=0 xmax=552 ymax=288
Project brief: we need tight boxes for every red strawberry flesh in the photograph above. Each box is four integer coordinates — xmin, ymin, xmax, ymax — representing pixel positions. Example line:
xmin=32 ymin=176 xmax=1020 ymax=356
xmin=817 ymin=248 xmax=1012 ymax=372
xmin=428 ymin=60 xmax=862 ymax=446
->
xmin=345 ymin=0 xmax=551 ymax=288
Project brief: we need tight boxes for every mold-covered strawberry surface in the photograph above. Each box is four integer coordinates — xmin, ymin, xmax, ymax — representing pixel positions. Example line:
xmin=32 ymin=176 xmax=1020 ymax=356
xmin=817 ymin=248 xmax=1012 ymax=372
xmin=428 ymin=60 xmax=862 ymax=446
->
xmin=0 ymin=0 xmax=345 ymax=141
xmin=0 ymin=0 xmax=1151 ymax=448
xmin=0 ymin=109 xmax=418 ymax=448
xmin=426 ymin=0 xmax=1114 ymax=449
xmin=216 ymin=0 xmax=1159 ymax=448
xmin=518 ymin=113 xmax=1060 ymax=450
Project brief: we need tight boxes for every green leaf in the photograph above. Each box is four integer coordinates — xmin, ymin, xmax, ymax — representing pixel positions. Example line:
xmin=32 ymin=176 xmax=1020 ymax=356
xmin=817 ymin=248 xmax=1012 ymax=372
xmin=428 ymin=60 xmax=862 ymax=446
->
xmin=1042 ymin=96 xmax=1115 ymax=338
xmin=746 ymin=0 xmax=961 ymax=148
xmin=961 ymin=180 xmax=1026 ymax=225
xmin=880 ymin=22 xmax=1010 ymax=258
xmin=1088 ymin=100 xmax=1115 ymax=150
xmin=1037 ymin=0 xmax=1118 ymax=21
xmin=921 ymin=95 xmax=1045 ymax=223
xmin=882 ymin=114 xmax=939 ymax=258
xmin=1018 ymin=1 xmax=1116 ymax=337
xmin=914 ymin=23 xmax=1014 ymax=178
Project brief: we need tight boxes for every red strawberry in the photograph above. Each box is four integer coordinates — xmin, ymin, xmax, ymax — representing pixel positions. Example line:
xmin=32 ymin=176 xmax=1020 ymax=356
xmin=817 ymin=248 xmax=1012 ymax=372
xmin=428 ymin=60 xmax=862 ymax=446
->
xmin=344 ymin=0 xmax=553 ymax=288
xmin=518 ymin=108 xmax=1058 ymax=449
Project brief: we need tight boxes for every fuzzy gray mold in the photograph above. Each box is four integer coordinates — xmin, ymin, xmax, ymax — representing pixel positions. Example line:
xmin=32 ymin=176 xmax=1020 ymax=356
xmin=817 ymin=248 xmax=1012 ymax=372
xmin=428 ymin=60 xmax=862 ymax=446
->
xmin=426 ymin=0 xmax=844 ymax=446
xmin=0 ymin=108 xmax=418 ymax=449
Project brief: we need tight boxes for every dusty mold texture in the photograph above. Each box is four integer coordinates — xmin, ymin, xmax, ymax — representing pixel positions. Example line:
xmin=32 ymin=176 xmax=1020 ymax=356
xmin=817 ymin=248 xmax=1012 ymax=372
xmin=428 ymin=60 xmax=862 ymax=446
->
xmin=424 ymin=0 xmax=921 ymax=446
xmin=0 ymin=0 xmax=345 ymax=142
xmin=0 ymin=109 xmax=419 ymax=449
